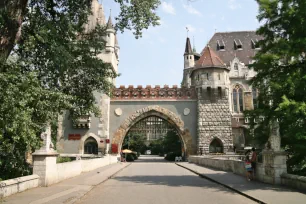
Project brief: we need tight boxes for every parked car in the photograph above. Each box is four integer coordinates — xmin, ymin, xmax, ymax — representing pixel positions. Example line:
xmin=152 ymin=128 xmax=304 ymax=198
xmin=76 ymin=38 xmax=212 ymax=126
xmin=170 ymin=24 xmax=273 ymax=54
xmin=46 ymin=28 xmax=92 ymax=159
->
xmin=146 ymin=150 xmax=151 ymax=155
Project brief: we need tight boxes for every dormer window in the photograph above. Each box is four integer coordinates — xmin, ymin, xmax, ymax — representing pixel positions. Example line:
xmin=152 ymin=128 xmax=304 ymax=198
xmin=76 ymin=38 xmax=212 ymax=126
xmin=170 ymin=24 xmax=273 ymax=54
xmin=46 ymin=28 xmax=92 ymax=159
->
xmin=217 ymin=40 xmax=225 ymax=51
xmin=251 ymin=39 xmax=260 ymax=49
xmin=234 ymin=39 xmax=243 ymax=50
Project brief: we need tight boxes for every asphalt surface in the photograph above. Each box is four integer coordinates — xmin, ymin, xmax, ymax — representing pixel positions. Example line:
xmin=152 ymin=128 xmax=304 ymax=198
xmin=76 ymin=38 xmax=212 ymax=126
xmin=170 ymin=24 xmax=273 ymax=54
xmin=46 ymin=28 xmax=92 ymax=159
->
xmin=76 ymin=156 xmax=256 ymax=204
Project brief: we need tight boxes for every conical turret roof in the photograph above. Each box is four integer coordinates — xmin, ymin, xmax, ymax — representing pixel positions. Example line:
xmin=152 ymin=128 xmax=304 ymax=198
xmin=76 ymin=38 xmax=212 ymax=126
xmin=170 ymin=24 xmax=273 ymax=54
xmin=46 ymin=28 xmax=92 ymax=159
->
xmin=184 ymin=37 xmax=192 ymax=54
xmin=107 ymin=15 xmax=114 ymax=29
xmin=195 ymin=45 xmax=226 ymax=68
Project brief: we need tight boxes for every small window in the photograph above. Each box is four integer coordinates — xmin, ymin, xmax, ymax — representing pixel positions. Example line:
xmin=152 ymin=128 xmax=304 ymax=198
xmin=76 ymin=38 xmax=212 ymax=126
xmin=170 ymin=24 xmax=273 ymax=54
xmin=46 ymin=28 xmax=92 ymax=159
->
xmin=234 ymin=39 xmax=243 ymax=50
xmin=218 ymin=73 xmax=221 ymax=80
xmin=196 ymin=74 xmax=200 ymax=81
xmin=207 ymin=87 xmax=211 ymax=97
xmin=234 ymin=63 xmax=238 ymax=70
xmin=218 ymin=87 xmax=222 ymax=97
xmin=251 ymin=39 xmax=260 ymax=49
xmin=206 ymin=73 xmax=209 ymax=80
xmin=217 ymin=40 xmax=225 ymax=50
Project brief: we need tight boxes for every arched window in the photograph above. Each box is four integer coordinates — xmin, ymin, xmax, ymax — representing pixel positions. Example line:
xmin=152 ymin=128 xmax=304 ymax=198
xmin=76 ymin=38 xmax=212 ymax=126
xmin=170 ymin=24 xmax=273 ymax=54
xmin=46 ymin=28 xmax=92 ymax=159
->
xmin=196 ymin=74 xmax=200 ymax=81
xmin=84 ymin=137 xmax=98 ymax=154
xmin=252 ymin=88 xmax=258 ymax=109
xmin=232 ymin=85 xmax=244 ymax=113
xmin=234 ymin=63 xmax=238 ymax=70
xmin=239 ymin=88 xmax=243 ymax=112
xmin=233 ymin=89 xmax=238 ymax=112
xmin=209 ymin=138 xmax=223 ymax=153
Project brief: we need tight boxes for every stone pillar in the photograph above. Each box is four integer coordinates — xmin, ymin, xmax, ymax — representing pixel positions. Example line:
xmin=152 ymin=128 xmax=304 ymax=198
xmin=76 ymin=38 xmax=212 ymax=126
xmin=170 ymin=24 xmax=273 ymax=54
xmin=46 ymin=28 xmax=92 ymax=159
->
xmin=100 ymin=94 xmax=110 ymax=154
xmin=262 ymin=120 xmax=287 ymax=184
xmin=32 ymin=124 xmax=59 ymax=186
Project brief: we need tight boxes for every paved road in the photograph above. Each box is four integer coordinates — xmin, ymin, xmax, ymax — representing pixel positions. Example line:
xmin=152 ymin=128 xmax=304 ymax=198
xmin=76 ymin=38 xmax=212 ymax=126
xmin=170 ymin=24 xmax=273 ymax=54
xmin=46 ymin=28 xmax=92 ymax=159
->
xmin=76 ymin=156 xmax=256 ymax=204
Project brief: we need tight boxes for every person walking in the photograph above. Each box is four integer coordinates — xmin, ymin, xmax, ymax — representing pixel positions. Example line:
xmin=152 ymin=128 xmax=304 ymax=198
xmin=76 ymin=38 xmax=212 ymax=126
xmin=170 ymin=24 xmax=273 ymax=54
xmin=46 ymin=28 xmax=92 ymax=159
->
xmin=245 ymin=156 xmax=253 ymax=181
xmin=250 ymin=147 xmax=257 ymax=180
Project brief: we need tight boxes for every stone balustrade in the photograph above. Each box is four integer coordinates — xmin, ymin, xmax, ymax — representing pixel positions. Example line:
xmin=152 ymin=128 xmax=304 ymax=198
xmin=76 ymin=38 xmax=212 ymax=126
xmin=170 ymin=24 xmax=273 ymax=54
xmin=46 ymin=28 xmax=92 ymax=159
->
xmin=0 ymin=175 xmax=39 ymax=198
xmin=111 ymin=85 xmax=197 ymax=100
xmin=188 ymin=155 xmax=306 ymax=192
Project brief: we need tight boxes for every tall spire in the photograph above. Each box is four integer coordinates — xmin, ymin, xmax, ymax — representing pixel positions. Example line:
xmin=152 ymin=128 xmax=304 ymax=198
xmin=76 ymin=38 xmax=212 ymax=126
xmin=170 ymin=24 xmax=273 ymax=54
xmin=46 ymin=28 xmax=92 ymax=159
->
xmin=107 ymin=12 xmax=114 ymax=29
xmin=184 ymin=37 xmax=192 ymax=54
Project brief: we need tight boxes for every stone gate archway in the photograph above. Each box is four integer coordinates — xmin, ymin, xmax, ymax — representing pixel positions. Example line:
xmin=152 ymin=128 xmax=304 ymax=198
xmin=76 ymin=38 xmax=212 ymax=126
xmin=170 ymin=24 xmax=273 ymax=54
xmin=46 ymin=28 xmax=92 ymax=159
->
xmin=112 ymin=105 xmax=195 ymax=156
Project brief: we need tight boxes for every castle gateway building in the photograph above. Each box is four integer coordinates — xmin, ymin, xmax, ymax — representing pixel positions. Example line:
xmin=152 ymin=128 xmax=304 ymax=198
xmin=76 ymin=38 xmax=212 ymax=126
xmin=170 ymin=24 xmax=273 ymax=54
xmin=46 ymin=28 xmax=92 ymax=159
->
xmin=56 ymin=1 xmax=261 ymax=156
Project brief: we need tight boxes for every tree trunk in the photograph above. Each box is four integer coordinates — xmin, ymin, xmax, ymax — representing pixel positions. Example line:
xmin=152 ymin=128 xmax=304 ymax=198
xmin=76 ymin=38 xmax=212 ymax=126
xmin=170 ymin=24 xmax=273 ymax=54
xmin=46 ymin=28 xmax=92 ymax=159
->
xmin=0 ymin=0 xmax=28 ymax=62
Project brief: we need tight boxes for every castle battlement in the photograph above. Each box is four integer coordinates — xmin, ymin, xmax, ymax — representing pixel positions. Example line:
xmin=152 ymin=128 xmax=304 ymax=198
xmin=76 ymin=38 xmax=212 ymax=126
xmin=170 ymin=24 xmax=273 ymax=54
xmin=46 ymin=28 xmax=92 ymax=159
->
xmin=112 ymin=85 xmax=196 ymax=100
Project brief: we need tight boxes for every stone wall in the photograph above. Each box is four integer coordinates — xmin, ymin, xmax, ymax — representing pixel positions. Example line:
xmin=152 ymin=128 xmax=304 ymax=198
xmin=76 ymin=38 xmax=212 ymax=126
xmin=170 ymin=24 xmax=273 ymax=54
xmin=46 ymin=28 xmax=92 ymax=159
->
xmin=281 ymin=173 xmax=306 ymax=192
xmin=188 ymin=155 xmax=306 ymax=192
xmin=188 ymin=156 xmax=246 ymax=176
xmin=197 ymin=96 xmax=233 ymax=154
xmin=33 ymin=154 xmax=119 ymax=187
xmin=0 ymin=175 xmax=39 ymax=198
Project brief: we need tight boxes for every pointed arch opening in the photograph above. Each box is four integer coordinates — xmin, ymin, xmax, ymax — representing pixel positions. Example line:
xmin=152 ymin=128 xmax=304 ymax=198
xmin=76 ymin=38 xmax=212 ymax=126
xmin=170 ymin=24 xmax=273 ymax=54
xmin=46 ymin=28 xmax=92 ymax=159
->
xmin=209 ymin=138 xmax=224 ymax=153
xmin=84 ymin=137 xmax=98 ymax=154
xmin=112 ymin=106 xmax=195 ymax=156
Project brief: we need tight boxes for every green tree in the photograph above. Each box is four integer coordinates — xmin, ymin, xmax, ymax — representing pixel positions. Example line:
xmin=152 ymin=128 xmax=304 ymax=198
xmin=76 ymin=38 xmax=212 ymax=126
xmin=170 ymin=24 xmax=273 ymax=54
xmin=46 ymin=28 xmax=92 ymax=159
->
xmin=0 ymin=0 xmax=160 ymax=180
xmin=163 ymin=130 xmax=181 ymax=154
xmin=246 ymin=0 xmax=306 ymax=175
xmin=122 ymin=133 xmax=146 ymax=153
xmin=149 ymin=138 xmax=164 ymax=155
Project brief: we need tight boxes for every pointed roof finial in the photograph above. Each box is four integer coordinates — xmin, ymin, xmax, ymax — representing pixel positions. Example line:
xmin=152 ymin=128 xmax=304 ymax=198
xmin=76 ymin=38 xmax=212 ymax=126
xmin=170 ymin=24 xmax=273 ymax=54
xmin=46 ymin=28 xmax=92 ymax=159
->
xmin=106 ymin=9 xmax=114 ymax=29
xmin=186 ymin=27 xmax=189 ymax=37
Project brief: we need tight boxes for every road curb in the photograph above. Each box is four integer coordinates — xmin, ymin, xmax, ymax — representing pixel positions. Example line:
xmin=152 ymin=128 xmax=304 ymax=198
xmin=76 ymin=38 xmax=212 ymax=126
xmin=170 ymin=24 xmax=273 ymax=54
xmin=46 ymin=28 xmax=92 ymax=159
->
xmin=176 ymin=163 xmax=266 ymax=204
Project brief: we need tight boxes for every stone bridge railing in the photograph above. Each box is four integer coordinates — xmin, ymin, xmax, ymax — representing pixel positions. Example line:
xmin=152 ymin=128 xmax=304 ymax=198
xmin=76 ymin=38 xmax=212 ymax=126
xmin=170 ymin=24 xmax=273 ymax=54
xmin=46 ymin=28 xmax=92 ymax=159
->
xmin=111 ymin=85 xmax=197 ymax=100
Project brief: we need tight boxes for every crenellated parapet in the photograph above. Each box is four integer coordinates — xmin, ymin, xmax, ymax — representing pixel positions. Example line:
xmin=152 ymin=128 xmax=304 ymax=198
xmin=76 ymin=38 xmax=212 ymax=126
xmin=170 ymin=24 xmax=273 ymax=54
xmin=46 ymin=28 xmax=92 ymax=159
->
xmin=111 ymin=85 xmax=197 ymax=100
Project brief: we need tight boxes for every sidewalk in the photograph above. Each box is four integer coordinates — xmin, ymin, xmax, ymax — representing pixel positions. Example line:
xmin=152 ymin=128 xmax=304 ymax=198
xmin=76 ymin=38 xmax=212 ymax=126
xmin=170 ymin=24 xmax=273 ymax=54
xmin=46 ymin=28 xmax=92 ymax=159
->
xmin=177 ymin=162 xmax=306 ymax=204
xmin=2 ymin=163 xmax=130 ymax=204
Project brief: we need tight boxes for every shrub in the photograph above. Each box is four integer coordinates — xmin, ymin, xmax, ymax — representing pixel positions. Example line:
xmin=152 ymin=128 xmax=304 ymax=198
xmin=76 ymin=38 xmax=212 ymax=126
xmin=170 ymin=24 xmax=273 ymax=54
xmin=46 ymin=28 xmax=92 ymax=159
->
xmin=57 ymin=157 xmax=72 ymax=163
xmin=164 ymin=152 xmax=181 ymax=161
xmin=126 ymin=154 xmax=135 ymax=162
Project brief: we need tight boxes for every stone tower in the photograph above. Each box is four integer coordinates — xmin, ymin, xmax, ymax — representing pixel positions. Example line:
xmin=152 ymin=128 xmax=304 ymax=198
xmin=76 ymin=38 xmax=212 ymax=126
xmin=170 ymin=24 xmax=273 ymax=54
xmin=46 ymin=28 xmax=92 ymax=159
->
xmin=187 ymin=45 xmax=233 ymax=154
xmin=184 ymin=37 xmax=195 ymax=69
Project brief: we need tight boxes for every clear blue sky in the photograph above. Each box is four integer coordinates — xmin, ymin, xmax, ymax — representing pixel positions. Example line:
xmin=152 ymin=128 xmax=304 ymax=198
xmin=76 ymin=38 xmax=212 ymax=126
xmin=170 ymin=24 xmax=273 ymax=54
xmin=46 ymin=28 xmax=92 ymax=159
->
xmin=101 ymin=0 xmax=261 ymax=87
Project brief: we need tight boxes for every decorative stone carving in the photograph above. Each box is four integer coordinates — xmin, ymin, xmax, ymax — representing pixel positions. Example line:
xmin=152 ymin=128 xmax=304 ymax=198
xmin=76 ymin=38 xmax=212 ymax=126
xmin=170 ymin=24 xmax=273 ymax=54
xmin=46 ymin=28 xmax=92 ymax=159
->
xmin=73 ymin=115 xmax=91 ymax=128
xmin=33 ymin=123 xmax=57 ymax=154
xmin=184 ymin=108 xmax=190 ymax=116
xmin=115 ymin=108 xmax=122 ymax=116
xmin=111 ymin=85 xmax=197 ymax=100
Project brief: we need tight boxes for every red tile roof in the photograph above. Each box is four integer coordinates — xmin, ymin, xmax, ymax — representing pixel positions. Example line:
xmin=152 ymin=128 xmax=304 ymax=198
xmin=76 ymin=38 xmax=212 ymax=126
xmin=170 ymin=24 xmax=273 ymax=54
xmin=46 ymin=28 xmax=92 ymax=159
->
xmin=195 ymin=45 xmax=226 ymax=68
